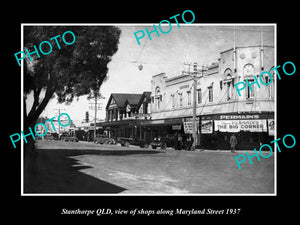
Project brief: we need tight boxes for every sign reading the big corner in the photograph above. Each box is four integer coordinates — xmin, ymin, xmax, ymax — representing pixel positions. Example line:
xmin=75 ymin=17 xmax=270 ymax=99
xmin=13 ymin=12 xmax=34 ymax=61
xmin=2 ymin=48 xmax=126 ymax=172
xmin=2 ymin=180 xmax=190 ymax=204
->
xmin=214 ymin=120 xmax=267 ymax=133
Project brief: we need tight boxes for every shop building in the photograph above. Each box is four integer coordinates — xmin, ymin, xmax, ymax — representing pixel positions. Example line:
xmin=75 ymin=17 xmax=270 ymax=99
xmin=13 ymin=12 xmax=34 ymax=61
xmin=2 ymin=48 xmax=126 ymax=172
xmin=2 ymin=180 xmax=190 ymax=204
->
xmin=101 ymin=92 xmax=151 ymax=141
xmin=150 ymin=45 xmax=275 ymax=149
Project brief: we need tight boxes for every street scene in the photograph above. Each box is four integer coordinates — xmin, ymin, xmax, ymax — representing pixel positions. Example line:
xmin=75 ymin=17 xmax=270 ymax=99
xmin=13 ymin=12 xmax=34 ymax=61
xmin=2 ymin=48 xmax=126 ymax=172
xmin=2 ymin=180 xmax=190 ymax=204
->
xmin=22 ymin=24 xmax=275 ymax=195
xmin=25 ymin=140 xmax=274 ymax=194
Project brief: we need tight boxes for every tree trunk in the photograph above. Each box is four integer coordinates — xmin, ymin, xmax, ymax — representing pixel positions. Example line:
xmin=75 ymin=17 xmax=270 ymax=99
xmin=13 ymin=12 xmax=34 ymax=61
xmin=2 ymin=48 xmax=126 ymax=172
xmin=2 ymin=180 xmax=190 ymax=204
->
xmin=24 ymin=86 xmax=54 ymax=156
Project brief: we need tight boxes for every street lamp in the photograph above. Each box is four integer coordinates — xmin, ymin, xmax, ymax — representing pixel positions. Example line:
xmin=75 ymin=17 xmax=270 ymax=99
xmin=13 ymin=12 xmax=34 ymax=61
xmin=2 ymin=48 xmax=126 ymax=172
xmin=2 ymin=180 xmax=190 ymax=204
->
xmin=138 ymin=64 xmax=143 ymax=71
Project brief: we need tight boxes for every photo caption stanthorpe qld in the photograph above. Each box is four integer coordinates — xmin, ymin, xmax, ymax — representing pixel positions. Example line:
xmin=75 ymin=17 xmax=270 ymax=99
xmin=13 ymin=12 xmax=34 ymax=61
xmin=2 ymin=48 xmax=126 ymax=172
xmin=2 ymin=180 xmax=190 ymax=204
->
xmin=61 ymin=208 xmax=241 ymax=216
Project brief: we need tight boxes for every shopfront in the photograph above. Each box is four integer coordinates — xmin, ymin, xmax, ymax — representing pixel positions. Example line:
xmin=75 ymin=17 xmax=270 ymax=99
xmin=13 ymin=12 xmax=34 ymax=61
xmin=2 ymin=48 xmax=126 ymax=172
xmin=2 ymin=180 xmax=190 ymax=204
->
xmin=200 ymin=112 xmax=274 ymax=150
xmin=140 ymin=117 xmax=200 ymax=145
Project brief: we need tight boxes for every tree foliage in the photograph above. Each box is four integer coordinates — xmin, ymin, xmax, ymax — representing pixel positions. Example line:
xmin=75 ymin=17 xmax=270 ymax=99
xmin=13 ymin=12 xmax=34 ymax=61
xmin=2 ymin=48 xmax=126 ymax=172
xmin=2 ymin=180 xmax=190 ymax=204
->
xmin=24 ymin=26 xmax=121 ymax=125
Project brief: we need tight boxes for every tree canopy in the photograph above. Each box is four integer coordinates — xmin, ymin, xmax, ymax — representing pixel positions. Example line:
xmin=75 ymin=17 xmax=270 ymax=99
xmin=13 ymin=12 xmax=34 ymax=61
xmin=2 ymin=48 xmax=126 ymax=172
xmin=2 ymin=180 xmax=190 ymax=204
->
xmin=24 ymin=26 xmax=121 ymax=126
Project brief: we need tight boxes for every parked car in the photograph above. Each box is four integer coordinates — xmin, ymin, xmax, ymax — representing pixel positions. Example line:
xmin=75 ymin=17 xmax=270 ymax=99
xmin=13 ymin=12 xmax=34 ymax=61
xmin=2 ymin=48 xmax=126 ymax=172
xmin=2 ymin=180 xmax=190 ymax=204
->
xmin=42 ymin=133 xmax=59 ymax=141
xmin=119 ymin=136 xmax=149 ymax=148
xmin=150 ymin=137 xmax=172 ymax=150
xmin=94 ymin=135 xmax=116 ymax=145
xmin=150 ymin=134 xmax=193 ymax=150
xmin=60 ymin=134 xmax=78 ymax=142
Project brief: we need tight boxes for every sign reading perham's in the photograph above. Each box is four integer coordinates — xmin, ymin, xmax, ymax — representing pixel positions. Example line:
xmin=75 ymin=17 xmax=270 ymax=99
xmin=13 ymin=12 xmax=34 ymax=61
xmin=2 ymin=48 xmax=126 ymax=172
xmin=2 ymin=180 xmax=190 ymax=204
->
xmin=219 ymin=114 xmax=260 ymax=120
xmin=214 ymin=120 xmax=267 ymax=132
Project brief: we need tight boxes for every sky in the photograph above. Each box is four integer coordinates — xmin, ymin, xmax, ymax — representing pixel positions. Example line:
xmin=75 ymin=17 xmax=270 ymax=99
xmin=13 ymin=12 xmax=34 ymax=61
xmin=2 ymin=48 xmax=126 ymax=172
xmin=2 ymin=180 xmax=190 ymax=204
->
xmin=26 ymin=24 xmax=275 ymax=125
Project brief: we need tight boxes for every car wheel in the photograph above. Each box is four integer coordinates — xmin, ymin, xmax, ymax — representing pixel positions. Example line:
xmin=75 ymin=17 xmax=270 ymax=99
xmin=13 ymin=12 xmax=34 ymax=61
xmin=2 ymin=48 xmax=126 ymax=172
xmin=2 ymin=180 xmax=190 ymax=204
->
xmin=161 ymin=143 xmax=166 ymax=150
xmin=124 ymin=141 xmax=129 ymax=147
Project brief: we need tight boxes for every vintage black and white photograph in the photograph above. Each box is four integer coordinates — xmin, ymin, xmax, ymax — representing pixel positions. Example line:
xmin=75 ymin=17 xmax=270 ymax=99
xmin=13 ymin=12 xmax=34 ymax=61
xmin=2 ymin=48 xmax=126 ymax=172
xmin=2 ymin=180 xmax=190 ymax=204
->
xmin=21 ymin=24 xmax=276 ymax=195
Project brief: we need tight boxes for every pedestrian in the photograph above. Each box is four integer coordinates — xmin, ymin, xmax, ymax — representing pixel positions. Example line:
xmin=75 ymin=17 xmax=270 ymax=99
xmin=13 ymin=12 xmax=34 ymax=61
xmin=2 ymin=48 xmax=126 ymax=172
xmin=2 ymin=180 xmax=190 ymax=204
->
xmin=185 ymin=134 xmax=193 ymax=150
xmin=229 ymin=134 xmax=237 ymax=153
xmin=178 ymin=134 xmax=183 ymax=150
xmin=174 ymin=133 xmax=178 ymax=150
xmin=190 ymin=135 xmax=194 ymax=150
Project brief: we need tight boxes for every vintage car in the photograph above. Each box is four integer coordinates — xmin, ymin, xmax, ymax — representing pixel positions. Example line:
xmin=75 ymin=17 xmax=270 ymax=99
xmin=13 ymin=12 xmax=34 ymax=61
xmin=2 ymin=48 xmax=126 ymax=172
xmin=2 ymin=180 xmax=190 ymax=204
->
xmin=150 ymin=134 xmax=193 ymax=150
xmin=94 ymin=134 xmax=116 ymax=145
xmin=118 ymin=137 xmax=149 ymax=148
xmin=150 ymin=137 xmax=171 ymax=150
xmin=59 ymin=133 xmax=79 ymax=142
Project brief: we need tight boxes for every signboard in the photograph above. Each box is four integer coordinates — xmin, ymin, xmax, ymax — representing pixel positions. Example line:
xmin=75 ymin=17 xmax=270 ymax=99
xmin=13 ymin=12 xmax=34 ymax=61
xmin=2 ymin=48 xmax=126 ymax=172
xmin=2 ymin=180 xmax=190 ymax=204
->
xmin=183 ymin=122 xmax=193 ymax=134
xmin=165 ymin=118 xmax=183 ymax=124
xmin=201 ymin=113 xmax=274 ymax=121
xmin=214 ymin=120 xmax=267 ymax=132
xmin=201 ymin=120 xmax=213 ymax=134
xmin=172 ymin=124 xmax=181 ymax=130
xmin=268 ymin=119 xmax=275 ymax=136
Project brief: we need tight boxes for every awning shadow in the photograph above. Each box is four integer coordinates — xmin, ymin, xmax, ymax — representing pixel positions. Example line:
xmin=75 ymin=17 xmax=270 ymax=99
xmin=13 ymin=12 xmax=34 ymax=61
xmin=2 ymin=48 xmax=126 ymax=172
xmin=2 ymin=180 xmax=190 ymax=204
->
xmin=24 ymin=149 xmax=162 ymax=194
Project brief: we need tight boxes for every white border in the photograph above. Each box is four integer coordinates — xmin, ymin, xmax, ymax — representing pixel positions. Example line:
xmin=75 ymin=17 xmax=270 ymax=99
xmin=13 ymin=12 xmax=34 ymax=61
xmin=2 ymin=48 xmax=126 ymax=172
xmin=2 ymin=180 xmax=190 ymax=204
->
xmin=21 ymin=23 xmax=277 ymax=196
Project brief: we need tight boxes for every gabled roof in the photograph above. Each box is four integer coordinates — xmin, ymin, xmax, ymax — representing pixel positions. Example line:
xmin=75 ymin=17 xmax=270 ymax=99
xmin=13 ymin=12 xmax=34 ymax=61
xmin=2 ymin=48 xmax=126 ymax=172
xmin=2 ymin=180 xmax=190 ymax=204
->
xmin=137 ymin=91 xmax=151 ymax=107
xmin=106 ymin=93 xmax=143 ymax=109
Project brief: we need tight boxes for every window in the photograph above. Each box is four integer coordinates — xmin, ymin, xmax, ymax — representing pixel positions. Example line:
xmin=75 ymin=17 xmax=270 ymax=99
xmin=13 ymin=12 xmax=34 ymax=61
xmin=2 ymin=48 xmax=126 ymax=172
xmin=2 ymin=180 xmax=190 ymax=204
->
xmin=187 ymin=91 xmax=191 ymax=106
xmin=243 ymin=64 xmax=255 ymax=99
xmin=155 ymin=86 xmax=161 ymax=111
xmin=171 ymin=94 xmax=175 ymax=108
xmin=223 ymin=69 xmax=233 ymax=101
xmin=157 ymin=98 xmax=160 ymax=110
xmin=208 ymin=86 xmax=213 ymax=102
xmin=226 ymin=82 xmax=232 ymax=101
xmin=178 ymin=93 xmax=183 ymax=107
xmin=197 ymin=89 xmax=202 ymax=104
xmin=265 ymin=76 xmax=271 ymax=98
xmin=245 ymin=79 xmax=255 ymax=98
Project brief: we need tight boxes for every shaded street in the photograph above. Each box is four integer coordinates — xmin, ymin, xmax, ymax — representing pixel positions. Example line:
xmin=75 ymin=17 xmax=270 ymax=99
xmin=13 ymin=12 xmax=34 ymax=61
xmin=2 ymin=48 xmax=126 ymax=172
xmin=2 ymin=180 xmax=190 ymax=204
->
xmin=24 ymin=140 xmax=274 ymax=194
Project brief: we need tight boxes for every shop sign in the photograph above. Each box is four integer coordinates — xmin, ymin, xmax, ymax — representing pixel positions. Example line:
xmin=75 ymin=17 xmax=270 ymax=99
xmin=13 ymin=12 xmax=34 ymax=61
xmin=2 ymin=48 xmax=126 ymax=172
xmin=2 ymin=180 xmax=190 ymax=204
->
xmin=214 ymin=120 xmax=267 ymax=133
xmin=219 ymin=114 xmax=259 ymax=120
xmin=165 ymin=118 xmax=183 ymax=124
xmin=172 ymin=124 xmax=181 ymax=130
xmin=184 ymin=117 xmax=199 ymax=122
xmin=201 ymin=120 xmax=213 ymax=134
xmin=201 ymin=113 xmax=274 ymax=121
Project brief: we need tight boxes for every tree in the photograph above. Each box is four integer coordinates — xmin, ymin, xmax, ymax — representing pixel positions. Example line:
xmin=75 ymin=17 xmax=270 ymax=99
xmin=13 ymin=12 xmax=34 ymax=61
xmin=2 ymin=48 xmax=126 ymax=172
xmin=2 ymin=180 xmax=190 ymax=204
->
xmin=23 ymin=26 xmax=121 ymax=152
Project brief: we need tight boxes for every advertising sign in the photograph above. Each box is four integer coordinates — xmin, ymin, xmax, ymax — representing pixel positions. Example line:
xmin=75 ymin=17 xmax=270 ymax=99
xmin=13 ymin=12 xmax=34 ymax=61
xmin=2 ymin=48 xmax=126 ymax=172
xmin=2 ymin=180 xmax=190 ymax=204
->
xmin=201 ymin=120 xmax=213 ymax=134
xmin=214 ymin=120 xmax=267 ymax=132
xmin=268 ymin=119 xmax=275 ymax=136
xmin=183 ymin=122 xmax=193 ymax=134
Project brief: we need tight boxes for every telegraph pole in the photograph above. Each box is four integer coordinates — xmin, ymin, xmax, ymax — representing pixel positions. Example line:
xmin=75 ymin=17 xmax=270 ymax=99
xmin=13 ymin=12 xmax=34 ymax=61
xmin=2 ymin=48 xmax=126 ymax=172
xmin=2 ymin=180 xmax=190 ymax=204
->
xmin=184 ymin=62 xmax=199 ymax=151
xmin=94 ymin=96 xmax=97 ymax=140
xmin=192 ymin=72 xmax=197 ymax=151
xmin=89 ymin=91 xmax=104 ymax=140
